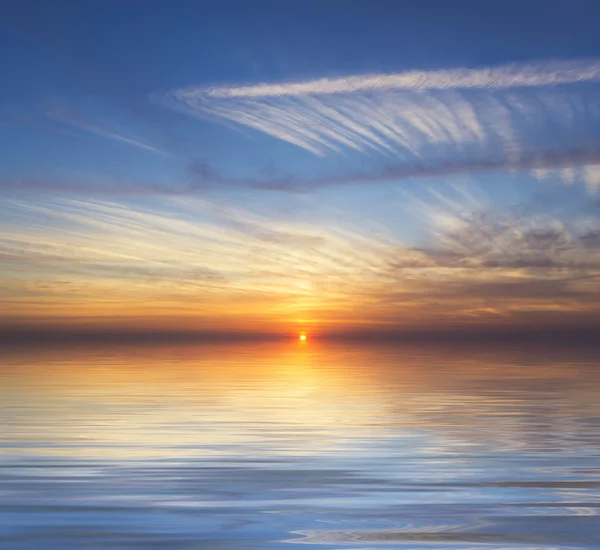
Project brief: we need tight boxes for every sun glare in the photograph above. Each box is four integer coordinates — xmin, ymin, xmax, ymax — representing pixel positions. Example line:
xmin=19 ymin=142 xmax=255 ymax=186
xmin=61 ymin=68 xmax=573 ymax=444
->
xmin=299 ymin=334 xmax=307 ymax=341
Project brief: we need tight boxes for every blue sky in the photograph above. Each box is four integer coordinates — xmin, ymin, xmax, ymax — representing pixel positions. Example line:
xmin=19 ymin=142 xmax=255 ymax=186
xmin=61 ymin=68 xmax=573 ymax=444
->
xmin=3 ymin=0 xmax=600 ymax=186
xmin=2 ymin=0 xmax=600 ymax=335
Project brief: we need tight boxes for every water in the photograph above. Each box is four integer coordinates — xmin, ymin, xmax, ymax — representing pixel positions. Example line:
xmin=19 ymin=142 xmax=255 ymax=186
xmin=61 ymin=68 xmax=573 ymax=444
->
xmin=1 ymin=341 xmax=599 ymax=549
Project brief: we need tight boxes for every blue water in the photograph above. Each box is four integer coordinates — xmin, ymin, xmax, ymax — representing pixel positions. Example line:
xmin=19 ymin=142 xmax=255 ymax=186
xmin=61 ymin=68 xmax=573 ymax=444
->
xmin=1 ymin=341 xmax=599 ymax=549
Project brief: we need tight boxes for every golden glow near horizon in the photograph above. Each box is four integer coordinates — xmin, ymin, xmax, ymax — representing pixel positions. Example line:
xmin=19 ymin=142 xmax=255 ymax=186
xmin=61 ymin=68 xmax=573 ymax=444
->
xmin=299 ymin=333 xmax=307 ymax=341
xmin=1 ymin=188 xmax=600 ymax=335
xmin=3 ymin=343 xmax=598 ymax=461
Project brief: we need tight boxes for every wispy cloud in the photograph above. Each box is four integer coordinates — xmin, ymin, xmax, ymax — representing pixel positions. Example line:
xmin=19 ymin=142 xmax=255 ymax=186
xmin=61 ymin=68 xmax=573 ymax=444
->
xmin=184 ymin=59 xmax=600 ymax=98
xmin=5 ymin=146 xmax=600 ymax=196
xmin=2 ymin=187 xmax=600 ymax=332
xmin=47 ymin=108 xmax=169 ymax=156
xmin=162 ymin=58 xmax=600 ymax=169
xmin=7 ymin=58 xmax=600 ymax=196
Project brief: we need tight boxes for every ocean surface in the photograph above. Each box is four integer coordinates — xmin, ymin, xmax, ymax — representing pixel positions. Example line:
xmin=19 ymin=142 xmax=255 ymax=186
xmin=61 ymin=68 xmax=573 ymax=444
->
xmin=1 ymin=341 xmax=599 ymax=549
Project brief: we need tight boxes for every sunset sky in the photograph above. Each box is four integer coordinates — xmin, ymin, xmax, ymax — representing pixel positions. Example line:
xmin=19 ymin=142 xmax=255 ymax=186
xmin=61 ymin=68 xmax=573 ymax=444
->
xmin=2 ymin=0 xmax=600 ymax=338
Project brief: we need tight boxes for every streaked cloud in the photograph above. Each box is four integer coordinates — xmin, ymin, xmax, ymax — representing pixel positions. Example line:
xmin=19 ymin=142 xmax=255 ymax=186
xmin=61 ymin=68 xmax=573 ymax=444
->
xmin=2 ymin=184 xmax=599 ymax=333
xmin=0 ymin=196 xmax=395 ymax=329
xmin=5 ymin=146 xmax=600 ymax=196
xmin=162 ymin=59 xmax=600 ymax=184
xmin=7 ymin=58 xmax=600 ymax=196
xmin=1 ymin=100 xmax=170 ymax=157
xmin=47 ymin=107 xmax=169 ymax=156
xmin=190 ymin=59 xmax=600 ymax=98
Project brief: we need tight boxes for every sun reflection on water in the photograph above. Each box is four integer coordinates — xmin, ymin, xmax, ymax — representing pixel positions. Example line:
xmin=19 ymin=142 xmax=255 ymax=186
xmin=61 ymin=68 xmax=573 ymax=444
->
xmin=1 ymin=342 xmax=600 ymax=549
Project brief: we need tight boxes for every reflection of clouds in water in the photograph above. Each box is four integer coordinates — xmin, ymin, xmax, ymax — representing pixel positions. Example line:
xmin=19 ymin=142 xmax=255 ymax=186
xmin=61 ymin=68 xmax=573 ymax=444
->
xmin=1 ymin=343 xmax=600 ymax=548
xmin=2 ymin=343 xmax=600 ymax=462
xmin=0 ymin=343 xmax=399 ymax=460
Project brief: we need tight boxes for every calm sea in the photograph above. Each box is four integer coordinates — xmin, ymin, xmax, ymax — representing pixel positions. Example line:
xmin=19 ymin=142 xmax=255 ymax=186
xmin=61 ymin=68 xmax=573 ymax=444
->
xmin=1 ymin=341 xmax=599 ymax=549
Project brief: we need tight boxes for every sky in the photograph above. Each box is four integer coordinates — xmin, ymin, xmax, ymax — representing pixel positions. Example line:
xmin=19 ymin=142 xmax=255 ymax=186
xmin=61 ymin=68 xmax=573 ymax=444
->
xmin=2 ymin=0 xmax=600 ymax=339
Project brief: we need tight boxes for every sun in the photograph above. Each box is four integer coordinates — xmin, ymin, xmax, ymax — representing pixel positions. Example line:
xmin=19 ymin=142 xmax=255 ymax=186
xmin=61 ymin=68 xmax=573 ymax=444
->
xmin=299 ymin=334 xmax=307 ymax=341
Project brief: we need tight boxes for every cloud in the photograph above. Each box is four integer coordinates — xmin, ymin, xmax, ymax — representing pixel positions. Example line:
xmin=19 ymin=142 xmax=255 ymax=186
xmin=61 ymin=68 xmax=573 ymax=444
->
xmin=47 ymin=108 xmax=169 ymax=156
xmin=253 ymin=147 xmax=600 ymax=191
xmin=2 ymin=186 xmax=600 ymax=333
xmin=162 ymin=58 xmax=600 ymax=162
xmin=6 ymin=145 xmax=600 ymax=197
xmin=406 ymin=196 xmax=600 ymax=272
xmin=9 ymin=57 xmax=600 ymax=197
xmin=175 ymin=59 xmax=600 ymax=99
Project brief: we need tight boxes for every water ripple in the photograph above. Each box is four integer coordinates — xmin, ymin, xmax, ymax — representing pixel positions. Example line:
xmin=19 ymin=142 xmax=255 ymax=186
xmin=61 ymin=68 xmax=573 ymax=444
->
xmin=1 ymin=342 xmax=599 ymax=549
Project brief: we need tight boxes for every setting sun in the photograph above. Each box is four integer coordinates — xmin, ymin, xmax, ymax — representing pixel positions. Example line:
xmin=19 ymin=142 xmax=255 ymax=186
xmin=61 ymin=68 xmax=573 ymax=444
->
xmin=299 ymin=334 xmax=307 ymax=341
